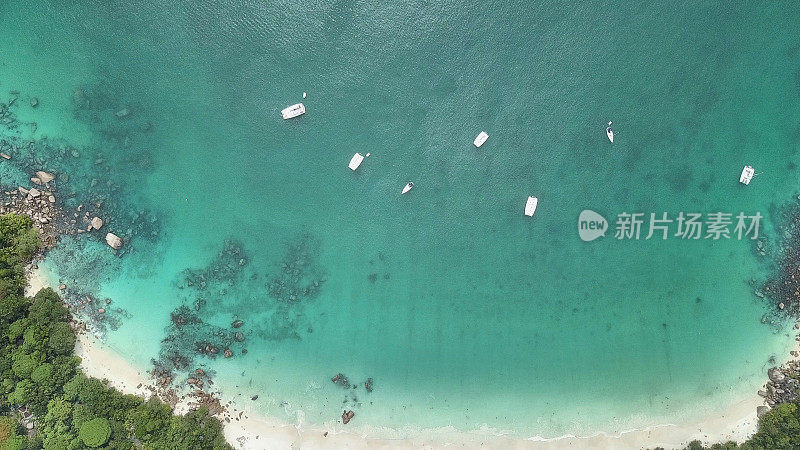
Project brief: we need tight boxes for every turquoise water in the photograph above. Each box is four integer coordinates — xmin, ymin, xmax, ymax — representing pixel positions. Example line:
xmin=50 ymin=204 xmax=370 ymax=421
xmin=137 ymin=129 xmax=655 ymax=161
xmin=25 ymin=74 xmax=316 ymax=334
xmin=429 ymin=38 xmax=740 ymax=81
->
xmin=2 ymin=0 xmax=800 ymax=439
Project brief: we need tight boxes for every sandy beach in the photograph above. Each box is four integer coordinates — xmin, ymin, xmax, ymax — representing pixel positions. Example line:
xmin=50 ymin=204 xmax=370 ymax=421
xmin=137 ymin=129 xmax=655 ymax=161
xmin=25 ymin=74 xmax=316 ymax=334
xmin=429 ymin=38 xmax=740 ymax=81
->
xmin=24 ymin=265 xmax=779 ymax=449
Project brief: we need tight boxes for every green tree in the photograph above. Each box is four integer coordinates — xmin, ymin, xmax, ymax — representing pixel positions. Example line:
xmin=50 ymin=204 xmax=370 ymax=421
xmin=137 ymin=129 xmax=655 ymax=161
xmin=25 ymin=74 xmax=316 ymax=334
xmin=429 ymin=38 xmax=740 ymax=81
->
xmin=127 ymin=397 xmax=171 ymax=443
xmin=11 ymin=351 xmax=40 ymax=379
xmin=78 ymin=417 xmax=111 ymax=448
xmin=28 ymin=289 xmax=66 ymax=327
xmin=47 ymin=322 xmax=75 ymax=356
xmin=7 ymin=379 xmax=33 ymax=406
xmin=0 ymin=214 xmax=39 ymax=300
xmin=747 ymin=402 xmax=800 ymax=449
xmin=6 ymin=319 xmax=29 ymax=344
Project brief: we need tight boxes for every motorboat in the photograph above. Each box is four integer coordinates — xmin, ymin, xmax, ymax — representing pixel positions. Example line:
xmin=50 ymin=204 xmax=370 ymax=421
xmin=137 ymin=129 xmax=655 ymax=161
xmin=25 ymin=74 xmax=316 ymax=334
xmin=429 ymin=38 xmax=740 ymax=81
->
xmin=281 ymin=103 xmax=306 ymax=119
xmin=349 ymin=153 xmax=364 ymax=171
xmin=474 ymin=131 xmax=489 ymax=148
xmin=606 ymin=121 xmax=614 ymax=143
xmin=402 ymin=182 xmax=414 ymax=194
xmin=524 ymin=196 xmax=538 ymax=216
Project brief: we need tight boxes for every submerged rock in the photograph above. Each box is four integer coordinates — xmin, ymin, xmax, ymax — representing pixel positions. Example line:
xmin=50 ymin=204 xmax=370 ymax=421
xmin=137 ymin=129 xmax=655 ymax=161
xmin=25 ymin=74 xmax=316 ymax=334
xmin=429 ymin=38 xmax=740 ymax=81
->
xmin=36 ymin=171 xmax=54 ymax=183
xmin=30 ymin=97 xmax=39 ymax=108
xmin=105 ymin=232 xmax=123 ymax=249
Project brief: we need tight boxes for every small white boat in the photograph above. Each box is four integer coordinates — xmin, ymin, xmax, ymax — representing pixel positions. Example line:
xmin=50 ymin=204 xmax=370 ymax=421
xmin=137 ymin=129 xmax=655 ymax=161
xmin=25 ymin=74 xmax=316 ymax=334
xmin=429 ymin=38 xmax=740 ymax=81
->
xmin=402 ymin=182 xmax=414 ymax=194
xmin=606 ymin=122 xmax=614 ymax=143
xmin=348 ymin=153 xmax=365 ymax=171
xmin=740 ymin=165 xmax=754 ymax=185
xmin=281 ymin=103 xmax=306 ymax=119
xmin=474 ymin=131 xmax=489 ymax=148
xmin=524 ymin=196 xmax=538 ymax=217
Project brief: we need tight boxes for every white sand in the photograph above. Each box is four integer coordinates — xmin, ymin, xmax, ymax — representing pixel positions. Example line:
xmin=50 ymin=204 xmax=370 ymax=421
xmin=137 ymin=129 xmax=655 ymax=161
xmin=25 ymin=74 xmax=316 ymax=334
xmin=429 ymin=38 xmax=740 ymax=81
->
xmin=25 ymin=266 xmax=773 ymax=449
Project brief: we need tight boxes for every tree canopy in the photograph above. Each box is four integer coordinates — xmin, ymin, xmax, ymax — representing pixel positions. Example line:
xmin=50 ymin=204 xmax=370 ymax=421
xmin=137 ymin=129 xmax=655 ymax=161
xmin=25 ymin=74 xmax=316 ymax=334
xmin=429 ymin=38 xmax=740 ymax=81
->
xmin=0 ymin=214 xmax=232 ymax=449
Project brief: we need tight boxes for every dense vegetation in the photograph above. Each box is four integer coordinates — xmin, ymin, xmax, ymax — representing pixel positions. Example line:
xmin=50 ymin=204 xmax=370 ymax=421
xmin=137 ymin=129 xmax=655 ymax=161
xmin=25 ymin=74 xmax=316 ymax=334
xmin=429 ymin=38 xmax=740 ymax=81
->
xmin=0 ymin=213 xmax=231 ymax=449
xmin=662 ymin=400 xmax=800 ymax=450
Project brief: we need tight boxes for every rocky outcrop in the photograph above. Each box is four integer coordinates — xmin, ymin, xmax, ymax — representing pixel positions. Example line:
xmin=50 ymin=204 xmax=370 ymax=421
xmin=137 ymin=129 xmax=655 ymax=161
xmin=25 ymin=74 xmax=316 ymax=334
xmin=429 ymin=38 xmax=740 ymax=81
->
xmin=763 ymin=362 xmax=800 ymax=409
xmin=91 ymin=216 xmax=103 ymax=230
xmin=341 ymin=410 xmax=354 ymax=424
xmin=105 ymin=232 xmax=122 ymax=249
xmin=1 ymin=187 xmax=60 ymax=249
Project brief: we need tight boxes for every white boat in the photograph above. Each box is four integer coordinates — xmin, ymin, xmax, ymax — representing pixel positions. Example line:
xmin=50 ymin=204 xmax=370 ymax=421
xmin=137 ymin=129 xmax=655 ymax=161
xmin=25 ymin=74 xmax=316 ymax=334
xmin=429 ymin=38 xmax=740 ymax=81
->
xmin=281 ymin=103 xmax=306 ymax=119
xmin=524 ymin=196 xmax=538 ymax=217
xmin=348 ymin=153 xmax=365 ymax=171
xmin=474 ymin=131 xmax=489 ymax=148
xmin=402 ymin=182 xmax=414 ymax=194
xmin=740 ymin=165 xmax=754 ymax=185
xmin=606 ymin=122 xmax=614 ymax=143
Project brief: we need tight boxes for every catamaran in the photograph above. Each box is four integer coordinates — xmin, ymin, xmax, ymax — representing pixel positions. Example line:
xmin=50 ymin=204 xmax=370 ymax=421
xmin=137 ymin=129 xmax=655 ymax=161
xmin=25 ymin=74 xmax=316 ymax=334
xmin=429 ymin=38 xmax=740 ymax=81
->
xmin=281 ymin=103 xmax=306 ymax=119
xmin=740 ymin=165 xmax=754 ymax=185
xmin=474 ymin=131 xmax=489 ymax=148
xmin=524 ymin=196 xmax=538 ymax=217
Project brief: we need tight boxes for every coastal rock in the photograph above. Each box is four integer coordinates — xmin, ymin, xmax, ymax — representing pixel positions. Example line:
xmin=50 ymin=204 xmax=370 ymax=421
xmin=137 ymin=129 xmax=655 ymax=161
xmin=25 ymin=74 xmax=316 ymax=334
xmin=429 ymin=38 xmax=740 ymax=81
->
xmin=36 ymin=171 xmax=54 ymax=183
xmin=341 ymin=410 xmax=354 ymax=424
xmin=105 ymin=232 xmax=123 ymax=249
xmin=28 ymin=188 xmax=41 ymax=198
xmin=59 ymin=284 xmax=66 ymax=290
xmin=223 ymin=348 xmax=233 ymax=358
xmin=30 ymin=177 xmax=41 ymax=185
xmin=91 ymin=217 xmax=104 ymax=230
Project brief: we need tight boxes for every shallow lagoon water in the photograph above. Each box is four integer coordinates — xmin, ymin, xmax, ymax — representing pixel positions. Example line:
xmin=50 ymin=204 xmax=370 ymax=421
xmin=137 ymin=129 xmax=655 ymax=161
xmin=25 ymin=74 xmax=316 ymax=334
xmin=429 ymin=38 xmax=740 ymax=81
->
xmin=2 ymin=0 xmax=800 ymax=438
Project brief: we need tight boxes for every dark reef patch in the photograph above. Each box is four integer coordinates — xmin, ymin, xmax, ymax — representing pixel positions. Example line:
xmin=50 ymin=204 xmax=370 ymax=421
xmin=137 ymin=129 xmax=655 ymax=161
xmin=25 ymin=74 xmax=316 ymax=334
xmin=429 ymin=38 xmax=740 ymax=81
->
xmin=155 ymin=234 xmax=328 ymax=386
xmin=265 ymin=233 xmax=325 ymax=304
xmin=755 ymin=195 xmax=800 ymax=321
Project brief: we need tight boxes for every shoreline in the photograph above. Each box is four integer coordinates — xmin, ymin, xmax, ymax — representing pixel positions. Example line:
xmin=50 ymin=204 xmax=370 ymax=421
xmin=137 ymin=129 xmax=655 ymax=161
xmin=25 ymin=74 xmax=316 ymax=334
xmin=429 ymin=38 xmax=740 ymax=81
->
xmin=25 ymin=266 xmax=779 ymax=449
